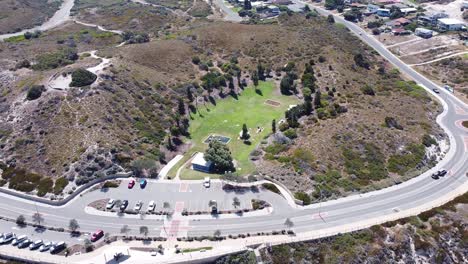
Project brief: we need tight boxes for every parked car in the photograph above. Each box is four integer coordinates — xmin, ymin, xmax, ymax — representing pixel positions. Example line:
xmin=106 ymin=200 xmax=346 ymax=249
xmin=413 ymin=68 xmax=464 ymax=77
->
xmin=203 ymin=177 xmax=211 ymax=188
xmin=91 ymin=230 xmax=104 ymax=242
xmin=128 ymin=180 xmax=135 ymax=189
xmin=39 ymin=241 xmax=52 ymax=252
xmin=106 ymin=199 xmax=115 ymax=210
xmin=120 ymin=200 xmax=129 ymax=212
xmin=0 ymin=233 xmax=14 ymax=244
xmin=431 ymin=172 xmax=439 ymax=180
xmin=12 ymin=235 xmax=27 ymax=246
xmin=147 ymin=201 xmax=156 ymax=212
xmin=134 ymin=201 xmax=143 ymax=211
xmin=50 ymin=241 xmax=66 ymax=254
xmin=29 ymin=240 xmax=43 ymax=250
xmin=18 ymin=239 xmax=32 ymax=249
xmin=140 ymin=179 xmax=147 ymax=188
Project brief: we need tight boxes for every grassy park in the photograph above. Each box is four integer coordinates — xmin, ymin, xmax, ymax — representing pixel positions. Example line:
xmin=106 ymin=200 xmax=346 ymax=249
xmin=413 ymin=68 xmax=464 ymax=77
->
xmin=176 ymin=81 xmax=298 ymax=179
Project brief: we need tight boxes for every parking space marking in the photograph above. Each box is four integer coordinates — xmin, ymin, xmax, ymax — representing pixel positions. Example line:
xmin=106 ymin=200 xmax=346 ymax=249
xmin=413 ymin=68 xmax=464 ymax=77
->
xmin=175 ymin=201 xmax=185 ymax=213
xmin=179 ymin=183 xmax=189 ymax=192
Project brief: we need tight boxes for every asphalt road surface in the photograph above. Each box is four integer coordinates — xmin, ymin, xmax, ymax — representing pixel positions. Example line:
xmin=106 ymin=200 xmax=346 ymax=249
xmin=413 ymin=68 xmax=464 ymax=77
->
xmin=0 ymin=0 xmax=467 ymax=261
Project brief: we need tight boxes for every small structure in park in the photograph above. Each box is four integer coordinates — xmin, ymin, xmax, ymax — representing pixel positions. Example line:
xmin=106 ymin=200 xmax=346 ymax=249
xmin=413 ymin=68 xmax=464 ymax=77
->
xmin=191 ymin=153 xmax=213 ymax=173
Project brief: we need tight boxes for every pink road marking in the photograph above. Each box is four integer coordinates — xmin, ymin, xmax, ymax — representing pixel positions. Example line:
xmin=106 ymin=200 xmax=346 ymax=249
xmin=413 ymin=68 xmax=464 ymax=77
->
xmin=455 ymin=106 xmax=467 ymax=115
xmin=179 ymin=183 xmax=189 ymax=192
xmin=175 ymin=201 xmax=185 ymax=213
xmin=311 ymin=212 xmax=329 ymax=219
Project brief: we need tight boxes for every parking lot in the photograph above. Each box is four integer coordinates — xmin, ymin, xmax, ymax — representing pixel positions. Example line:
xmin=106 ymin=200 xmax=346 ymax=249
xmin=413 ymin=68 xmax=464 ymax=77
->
xmin=83 ymin=179 xmax=286 ymax=214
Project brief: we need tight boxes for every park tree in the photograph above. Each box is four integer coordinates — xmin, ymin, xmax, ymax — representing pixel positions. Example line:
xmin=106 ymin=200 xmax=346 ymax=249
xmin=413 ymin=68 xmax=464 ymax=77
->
xmin=280 ymin=75 xmax=294 ymax=95
xmin=272 ymin=119 xmax=276 ymax=133
xmin=241 ymin=124 xmax=250 ymax=140
xmin=252 ymin=70 xmax=259 ymax=87
xmin=139 ymin=226 xmax=149 ymax=237
xmin=16 ymin=215 xmax=26 ymax=227
xmin=284 ymin=218 xmax=294 ymax=228
xmin=314 ymin=90 xmax=322 ymax=108
xmin=120 ymin=225 xmax=130 ymax=235
xmin=186 ymin=86 xmax=194 ymax=102
xmin=205 ymin=140 xmax=235 ymax=173
xmin=32 ymin=212 xmax=44 ymax=226
xmin=232 ymin=197 xmax=241 ymax=208
xmin=177 ymin=98 xmax=186 ymax=115
xmin=257 ymin=63 xmax=265 ymax=81
xmin=69 ymin=219 xmax=80 ymax=232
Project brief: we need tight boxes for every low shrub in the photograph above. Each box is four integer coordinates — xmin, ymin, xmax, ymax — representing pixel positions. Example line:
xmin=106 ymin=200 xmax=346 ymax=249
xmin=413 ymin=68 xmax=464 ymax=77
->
xmin=70 ymin=68 xmax=97 ymax=87
xmin=53 ymin=177 xmax=69 ymax=195
xmin=262 ymin=183 xmax=281 ymax=194
xmin=26 ymin=85 xmax=46 ymax=100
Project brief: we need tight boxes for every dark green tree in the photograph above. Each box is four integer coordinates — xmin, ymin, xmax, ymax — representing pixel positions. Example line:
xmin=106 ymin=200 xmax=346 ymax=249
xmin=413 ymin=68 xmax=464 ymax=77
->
xmin=241 ymin=123 xmax=250 ymax=140
xmin=177 ymin=98 xmax=186 ymax=115
xmin=205 ymin=141 xmax=235 ymax=173
xmin=186 ymin=86 xmax=194 ymax=102
xmin=314 ymin=90 xmax=322 ymax=108
xmin=257 ymin=63 xmax=265 ymax=81
xmin=244 ymin=0 xmax=252 ymax=10
xmin=70 ymin=68 xmax=97 ymax=87
xmin=327 ymin=14 xmax=335 ymax=23
xmin=252 ymin=70 xmax=259 ymax=87
xmin=272 ymin=119 xmax=276 ymax=133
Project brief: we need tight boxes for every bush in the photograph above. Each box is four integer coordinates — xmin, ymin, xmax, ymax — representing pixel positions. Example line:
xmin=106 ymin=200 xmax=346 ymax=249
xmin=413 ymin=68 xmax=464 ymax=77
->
xmin=103 ymin=181 xmax=119 ymax=188
xmin=422 ymin=134 xmax=436 ymax=147
xmin=37 ymin=178 xmax=53 ymax=197
xmin=387 ymin=144 xmax=426 ymax=175
xmin=283 ymin=128 xmax=297 ymax=139
xmin=294 ymin=191 xmax=311 ymax=205
xmin=70 ymin=69 xmax=97 ymax=87
xmin=53 ymin=177 xmax=69 ymax=195
xmin=262 ymin=183 xmax=281 ymax=194
xmin=361 ymin=85 xmax=375 ymax=96
xmin=32 ymin=48 xmax=78 ymax=71
xmin=26 ymin=85 xmax=46 ymax=100
xmin=2 ymin=167 xmax=42 ymax=193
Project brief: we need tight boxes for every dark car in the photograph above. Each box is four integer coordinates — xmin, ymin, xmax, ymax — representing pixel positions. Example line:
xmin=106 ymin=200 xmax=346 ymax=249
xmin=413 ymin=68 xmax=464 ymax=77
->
xmin=128 ymin=180 xmax=135 ymax=189
xmin=91 ymin=230 xmax=104 ymax=242
xmin=140 ymin=179 xmax=147 ymax=189
xmin=18 ymin=239 xmax=32 ymax=248
xmin=438 ymin=169 xmax=447 ymax=177
xmin=50 ymin=241 xmax=66 ymax=254
xmin=432 ymin=88 xmax=440 ymax=94
xmin=120 ymin=200 xmax=129 ymax=212
xmin=431 ymin=173 xmax=439 ymax=180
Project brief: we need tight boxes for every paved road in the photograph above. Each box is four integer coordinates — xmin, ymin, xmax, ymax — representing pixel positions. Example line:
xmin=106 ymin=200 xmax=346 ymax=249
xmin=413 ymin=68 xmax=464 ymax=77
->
xmin=0 ymin=0 xmax=467 ymax=262
xmin=0 ymin=0 xmax=75 ymax=41
xmin=212 ymin=0 xmax=243 ymax=22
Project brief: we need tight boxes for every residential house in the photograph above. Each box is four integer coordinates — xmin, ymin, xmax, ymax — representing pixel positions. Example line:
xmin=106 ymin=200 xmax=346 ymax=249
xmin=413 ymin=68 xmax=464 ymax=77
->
xmin=418 ymin=12 xmax=448 ymax=26
xmin=377 ymin=8 xmax=391 ymax=17
xmin=415 ymin=28 xmax=433 ymax=38
xmin=437 ymin=18 xmax=466 ymax=31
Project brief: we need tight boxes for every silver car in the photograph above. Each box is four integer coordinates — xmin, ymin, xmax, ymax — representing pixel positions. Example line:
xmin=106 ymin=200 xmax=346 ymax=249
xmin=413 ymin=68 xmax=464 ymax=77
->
xmin=29 ymin=239 xmax=43 ymax=250
xmin=39 ymin=241 xmax=52 ymax=252
xmin=12 ymin=235 xmax=27 ymax=246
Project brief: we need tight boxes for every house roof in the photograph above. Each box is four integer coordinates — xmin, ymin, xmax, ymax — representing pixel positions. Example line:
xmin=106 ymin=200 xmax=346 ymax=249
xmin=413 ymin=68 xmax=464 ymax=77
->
xmin=394 ymin=18 xmax=411 ymax=24
xmin=191 ymin=153 xmax=212 ymax=167
xmin=438 ymin=18 xmax=465 ymax=25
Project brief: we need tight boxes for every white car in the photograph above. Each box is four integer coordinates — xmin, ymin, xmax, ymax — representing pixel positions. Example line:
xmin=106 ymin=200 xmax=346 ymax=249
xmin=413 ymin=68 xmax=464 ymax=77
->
xmin=29 ymin=239 xmax=43 ymax=250
xmin=203 ymin=177 xmax=210 ymax=188
xmin=12 ymin=235 xmax=27 ymax=246
xmin=0 ymin=233 xmax=14 ymax=244
xmin=39 ymin=242 xmax=52 ymax=252
xmin=147 ymin=201 xmax=156 ymax=212
xmin=106 ymin=199 xmax=115 ymax=210
xmin=134 ymin=201 xmax=143 ymax=211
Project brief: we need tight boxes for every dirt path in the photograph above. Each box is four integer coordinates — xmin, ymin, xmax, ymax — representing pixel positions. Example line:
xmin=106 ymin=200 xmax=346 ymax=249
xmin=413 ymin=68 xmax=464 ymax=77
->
xmin=409 ymin=51 xmax=468 ymax=66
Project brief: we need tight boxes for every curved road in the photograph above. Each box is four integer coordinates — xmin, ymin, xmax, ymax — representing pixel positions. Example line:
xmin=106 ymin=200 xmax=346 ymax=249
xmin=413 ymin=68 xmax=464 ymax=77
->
xmin=0 ymin=0 xmax=466 ymax=262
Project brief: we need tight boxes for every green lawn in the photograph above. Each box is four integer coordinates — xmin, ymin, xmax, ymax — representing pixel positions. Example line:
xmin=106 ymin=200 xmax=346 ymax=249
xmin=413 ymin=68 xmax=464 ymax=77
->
xmin=178 ymin=81 xmax=298 ymax=179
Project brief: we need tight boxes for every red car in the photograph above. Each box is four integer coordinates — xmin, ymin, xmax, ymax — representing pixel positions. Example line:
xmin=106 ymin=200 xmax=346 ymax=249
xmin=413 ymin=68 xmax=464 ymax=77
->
xmin=91 ymin=230 xmax=104 ymax=242
xmin=128 ymin=179 xmax=135 ymax=189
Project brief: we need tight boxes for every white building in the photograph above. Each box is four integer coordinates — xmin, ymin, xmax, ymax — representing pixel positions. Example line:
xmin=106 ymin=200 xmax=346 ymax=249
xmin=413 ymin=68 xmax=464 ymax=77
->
xmin=437 ymin=18 xmax=466 ymax=31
